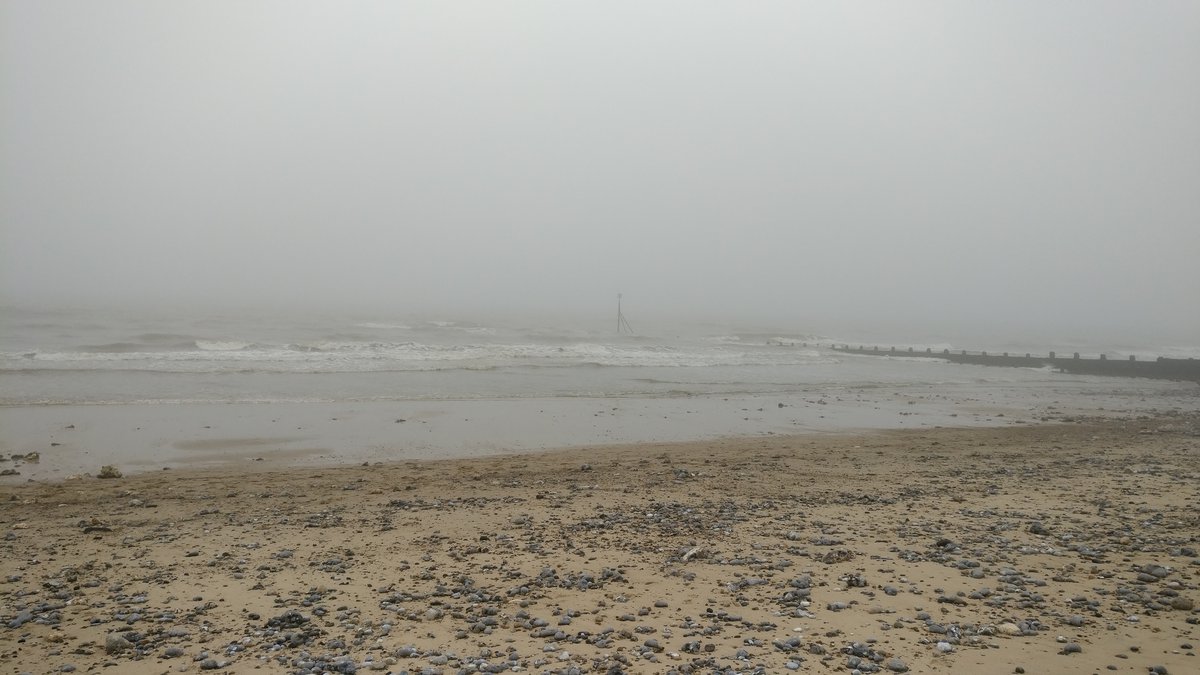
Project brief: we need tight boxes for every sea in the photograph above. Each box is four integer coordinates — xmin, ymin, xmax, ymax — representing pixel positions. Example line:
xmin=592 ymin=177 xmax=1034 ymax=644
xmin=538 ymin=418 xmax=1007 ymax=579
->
xmin=4 ymin=304 xmax=1198 ymax=479
xmin=2 ymin=303 xmax=1198 ymax=408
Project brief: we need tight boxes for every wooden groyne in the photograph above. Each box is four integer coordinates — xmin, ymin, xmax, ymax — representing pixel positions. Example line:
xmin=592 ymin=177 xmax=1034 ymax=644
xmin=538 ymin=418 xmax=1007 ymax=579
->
xmin=829 ymin=345 xmax=1200 ymax=383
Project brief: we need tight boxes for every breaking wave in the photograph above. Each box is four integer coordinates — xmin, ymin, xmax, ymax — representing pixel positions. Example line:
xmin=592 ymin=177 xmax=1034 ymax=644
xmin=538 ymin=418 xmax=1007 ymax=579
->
xmin=3 ymin=340 xmax=832 ymax=374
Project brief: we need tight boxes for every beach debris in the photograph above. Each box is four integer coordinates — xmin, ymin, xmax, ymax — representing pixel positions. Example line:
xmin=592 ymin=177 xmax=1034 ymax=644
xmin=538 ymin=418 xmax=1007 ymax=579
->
xmin=818 ymin=548 xmax=854 ymax=564
xmin=97 ymin=464 xmax=123 ymax=479
xmin=81 ymin=517 xmax=112 ymax=533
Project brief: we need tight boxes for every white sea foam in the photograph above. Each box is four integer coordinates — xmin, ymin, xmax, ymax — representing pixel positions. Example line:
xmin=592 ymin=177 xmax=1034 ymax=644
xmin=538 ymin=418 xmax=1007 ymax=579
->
xmin=195 ymin=340 xmax=254 ymax=351
xmin=1 ymin=339 xmax=832 ymax=374
xmin=700 ymin=335 xmax=743 ymax=344
xmin=353 ymin=322 xmax=413 ymax=330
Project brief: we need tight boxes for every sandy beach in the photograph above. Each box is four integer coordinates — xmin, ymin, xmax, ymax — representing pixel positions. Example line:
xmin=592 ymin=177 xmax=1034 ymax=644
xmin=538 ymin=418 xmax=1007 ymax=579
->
xmin=2 ymin=414 xmax=1198 ymax=674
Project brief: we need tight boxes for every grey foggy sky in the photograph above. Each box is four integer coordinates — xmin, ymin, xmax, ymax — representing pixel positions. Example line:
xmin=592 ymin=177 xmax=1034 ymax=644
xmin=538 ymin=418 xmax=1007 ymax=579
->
xmin=2 ymin=2 xmax=1198 ymax=342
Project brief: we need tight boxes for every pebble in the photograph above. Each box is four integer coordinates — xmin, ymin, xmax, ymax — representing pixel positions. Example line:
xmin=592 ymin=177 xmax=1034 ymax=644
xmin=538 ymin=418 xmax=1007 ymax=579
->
xmin=104 ymin=633 xmax=132 ymax=655
xmin=7 ymin=610 xmax=33 ymax=629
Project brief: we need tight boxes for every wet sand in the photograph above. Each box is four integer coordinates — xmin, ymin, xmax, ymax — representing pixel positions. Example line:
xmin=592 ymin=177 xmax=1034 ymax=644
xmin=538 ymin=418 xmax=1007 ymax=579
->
xmin=2 ymin=415 xmax=1198 ymax=674
xmin=3 ymin=374 xmax=1197 ymax=481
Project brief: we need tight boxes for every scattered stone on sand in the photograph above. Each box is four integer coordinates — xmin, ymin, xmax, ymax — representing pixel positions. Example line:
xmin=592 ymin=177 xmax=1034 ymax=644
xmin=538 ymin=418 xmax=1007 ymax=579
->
xmin=1 ymin=415 xmax=1198 ymax=674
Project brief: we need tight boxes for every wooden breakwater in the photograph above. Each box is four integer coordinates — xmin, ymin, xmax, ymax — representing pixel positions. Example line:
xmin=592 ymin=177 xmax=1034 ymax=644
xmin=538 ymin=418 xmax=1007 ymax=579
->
xmin=828 ymin=345 xmax=1200 ymax=383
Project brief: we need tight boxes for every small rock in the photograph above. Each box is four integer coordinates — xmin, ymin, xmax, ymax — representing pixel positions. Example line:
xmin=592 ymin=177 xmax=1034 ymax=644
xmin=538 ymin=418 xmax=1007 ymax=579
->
xmin=7 ymin=611 xmax=33 ymax=628
xmin=97 ymin=465 xmax=122 ymax=479
xmin=105 ymin=633 xmax=132 ymax=654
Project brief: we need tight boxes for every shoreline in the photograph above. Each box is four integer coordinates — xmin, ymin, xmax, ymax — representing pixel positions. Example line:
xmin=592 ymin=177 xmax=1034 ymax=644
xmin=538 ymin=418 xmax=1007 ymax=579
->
xmin=4 ymin=376 xmax=1198 ymax=482
xmin=2 ymin=416 xmax=1199 ymax=674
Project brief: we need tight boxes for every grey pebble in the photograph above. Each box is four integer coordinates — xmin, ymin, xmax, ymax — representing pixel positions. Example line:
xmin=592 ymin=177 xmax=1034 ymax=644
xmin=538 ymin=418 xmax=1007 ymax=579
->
xmin=104 ymin=633 xmax=132 ymax=655
xmin=7 ymin=610 xmax=33 ymax=629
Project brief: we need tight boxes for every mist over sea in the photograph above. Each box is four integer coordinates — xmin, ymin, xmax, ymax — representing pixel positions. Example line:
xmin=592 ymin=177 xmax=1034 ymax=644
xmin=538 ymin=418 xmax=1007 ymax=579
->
xmin=3 ymin=305 xmax=1198 ymax=408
